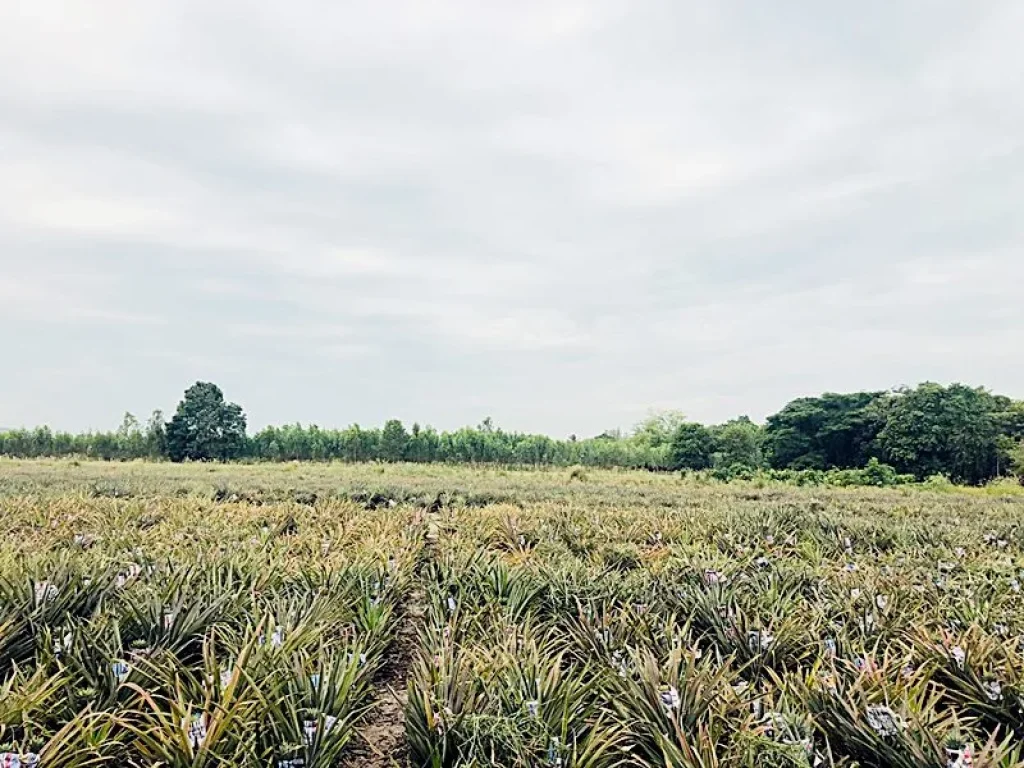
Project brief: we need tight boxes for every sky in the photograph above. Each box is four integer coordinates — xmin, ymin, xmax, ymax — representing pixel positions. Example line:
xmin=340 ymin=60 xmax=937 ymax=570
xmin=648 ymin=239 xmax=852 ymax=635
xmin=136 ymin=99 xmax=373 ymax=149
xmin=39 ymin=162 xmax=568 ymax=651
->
xmin=1 ymin=1 xmax=1022 ymax=437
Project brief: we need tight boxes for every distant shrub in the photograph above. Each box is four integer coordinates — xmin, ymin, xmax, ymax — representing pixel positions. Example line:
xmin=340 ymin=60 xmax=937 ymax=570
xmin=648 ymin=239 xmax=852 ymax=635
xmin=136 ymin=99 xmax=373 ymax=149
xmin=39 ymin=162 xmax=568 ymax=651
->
xmin=727 ymin=460 xmax=913 ymax=488
xmin=924 ymin=473 xmax=955 ymax=491
xmin=710 ymin=463 xmax=756 ymax=482
xmin=861 ymin=457 xmax=906 ymax=486
xmin=976 ymin=477 xmax=1024 ymax=496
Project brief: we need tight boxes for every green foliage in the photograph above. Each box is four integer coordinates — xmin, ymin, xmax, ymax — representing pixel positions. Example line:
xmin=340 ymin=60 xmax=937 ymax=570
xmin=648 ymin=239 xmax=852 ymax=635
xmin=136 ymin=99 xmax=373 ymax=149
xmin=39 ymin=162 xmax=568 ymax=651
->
xmin=877 ymin=383 xmax=998 ymax=484
xmin=379 ymin=419 xmax=410 ymax=462
xmin=1008 ymin=441 xmax=1024 ymax=480
xmin=632 ymin=410 xmax=688 ymax=450
xmin=116 ymin=412 xmax=145 ymax=460
xmin=2 ymin=381 xmax=1023 ymax=488
xmin=761 ymin=460 xmax=914 ymax=487
xmin=145 ymin=410 xmax=167 ymax=459
xmin=165 ymin=382 xmax=247 ymax=462
xmin=764 ymin=392 xmax=884 ymax=470
xmin=994 ymin=399 xmax=1024 ymax=441
xmin=711 ymin=416 xmax=764 ymax=470
xmin=250 ymin=421 xmax=666 ymax=469
xmin=859 ymin=456 xmax=904 ymax=486
xmin=407 ymin=423 xmax=441 ymax=463
xmin=668 ymin=423 xmax=715 ymax=471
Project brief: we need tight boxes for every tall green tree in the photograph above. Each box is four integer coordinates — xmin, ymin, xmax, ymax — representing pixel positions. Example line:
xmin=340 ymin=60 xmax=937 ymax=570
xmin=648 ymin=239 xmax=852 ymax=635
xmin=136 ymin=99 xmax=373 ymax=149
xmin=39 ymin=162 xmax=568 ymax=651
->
xmin=994 ymin=399 xmax=1024 ymax=443
xmin=764 ymin=392 xmax=884 ymax=469
xmin=164 ymin=382 xmax=247 ymax=462
xmin=115 ymin=412 xmax=144 ymax=459
xmin=379 ymin=419 xmax=409 ymax=462
xmin=632 ymin=410 xmax=688 ymax=450
xmin=875 ymin=383 xmax=997 ymax=483
xmin=406 ymin=423 xmax=440 ymax=462
xmin=711 ymin=416 xmax=764 ymax=470
xmin=1008 ymin=440 xmax=1024 ymax=480
xmin=145 ymin=410 xmax=166 ymax=459
xmin=668 ymin=422 xmax=715 ymax=470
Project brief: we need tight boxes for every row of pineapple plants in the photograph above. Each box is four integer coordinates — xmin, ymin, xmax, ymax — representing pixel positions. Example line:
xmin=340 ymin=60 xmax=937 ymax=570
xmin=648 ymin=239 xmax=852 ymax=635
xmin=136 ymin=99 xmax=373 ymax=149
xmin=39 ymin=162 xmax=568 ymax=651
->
xmin=0 ymin=499 xmax=419 ymax=766
xmin=406 ymin=501 xmax=1024 ymax=767
xmin=3 ymin=475 xmax=1023 ymax=767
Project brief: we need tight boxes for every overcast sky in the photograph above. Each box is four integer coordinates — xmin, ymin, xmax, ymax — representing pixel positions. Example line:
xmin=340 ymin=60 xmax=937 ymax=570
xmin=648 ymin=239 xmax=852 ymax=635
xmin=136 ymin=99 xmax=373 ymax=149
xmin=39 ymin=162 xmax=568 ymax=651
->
xmin=2 ymin=1 xmax=1022 ymax=436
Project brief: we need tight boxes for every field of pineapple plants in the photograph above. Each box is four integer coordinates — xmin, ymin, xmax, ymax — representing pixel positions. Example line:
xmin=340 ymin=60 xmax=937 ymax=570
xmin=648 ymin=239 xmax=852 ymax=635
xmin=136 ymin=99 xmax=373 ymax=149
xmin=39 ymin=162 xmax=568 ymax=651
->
xmin=1 ymin=458 xmax=1022 ymax=767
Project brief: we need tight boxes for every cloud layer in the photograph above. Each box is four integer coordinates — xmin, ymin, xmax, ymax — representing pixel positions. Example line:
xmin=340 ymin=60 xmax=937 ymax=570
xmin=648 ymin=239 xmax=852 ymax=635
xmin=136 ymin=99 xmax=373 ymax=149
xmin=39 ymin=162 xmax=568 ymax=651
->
xmin=2 ymin=1 xmax=1022 ymax=435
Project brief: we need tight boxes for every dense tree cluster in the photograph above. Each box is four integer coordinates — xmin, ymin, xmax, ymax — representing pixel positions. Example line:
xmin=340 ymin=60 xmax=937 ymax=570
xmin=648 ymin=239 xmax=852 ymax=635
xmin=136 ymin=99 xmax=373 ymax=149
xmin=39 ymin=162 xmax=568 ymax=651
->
xmin=759 ymin=384 xmax=1024 ymax=484
xmin=2 ymin=381 xmax=1023 ymax=484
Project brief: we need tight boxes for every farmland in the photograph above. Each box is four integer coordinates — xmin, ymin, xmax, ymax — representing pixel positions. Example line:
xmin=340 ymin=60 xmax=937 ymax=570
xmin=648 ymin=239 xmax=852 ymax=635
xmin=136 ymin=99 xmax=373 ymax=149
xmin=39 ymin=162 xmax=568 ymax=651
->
xmin=1 ymin=459 xmax=1023 ymax=767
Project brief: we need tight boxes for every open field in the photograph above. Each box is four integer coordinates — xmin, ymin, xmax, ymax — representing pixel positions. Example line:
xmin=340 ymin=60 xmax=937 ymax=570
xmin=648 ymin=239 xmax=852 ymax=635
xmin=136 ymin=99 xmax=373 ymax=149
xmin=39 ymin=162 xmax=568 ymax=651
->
xmin=1 ymin=459 xmax=1023 ymax=767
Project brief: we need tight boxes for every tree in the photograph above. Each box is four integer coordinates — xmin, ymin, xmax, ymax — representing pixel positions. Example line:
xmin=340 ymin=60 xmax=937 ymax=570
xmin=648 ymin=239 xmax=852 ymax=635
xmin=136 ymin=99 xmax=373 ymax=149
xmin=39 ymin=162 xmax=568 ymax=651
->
xmin=875 ymin=383 xmax=997 ymax=484
xmin=145 ymin=410 xmax=166 ymax=459
xmin=668 ymin=422 xmax=715 ymax=470
xmin=1009 ymin=440 xmax=1024 ymax=481
xmin=514 ymin=434 xmax=555 ymax=465
xmin=711 ymin=416 xmax=764 ymax=470
xmin=164 ymin=382 xmax=247 ymax=462
xmin=999 ymin=400 xmax=1024 ymax=440
xmin=406 ymin=423 xmax=440 ymax=463
xmin=114 ymin=412 xmax=142 ymax=459
xmin=994 ymin=400 xmax=1024 ymax=475
xmin=996 ymin=435 xmax=1018 ymax=477
xmin=632 ymin=410 xmax=688 ymax=449
xmin=379 ymin=419 xmax=409 ymax=462
xmin=764 ymin=392 xmax=884 ymax=469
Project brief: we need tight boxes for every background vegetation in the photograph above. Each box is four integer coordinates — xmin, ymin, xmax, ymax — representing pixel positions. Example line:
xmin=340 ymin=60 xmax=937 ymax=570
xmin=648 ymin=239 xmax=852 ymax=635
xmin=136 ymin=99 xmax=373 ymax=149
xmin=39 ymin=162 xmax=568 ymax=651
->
xmin=2 ymin=381 xmax=1022 ymax=485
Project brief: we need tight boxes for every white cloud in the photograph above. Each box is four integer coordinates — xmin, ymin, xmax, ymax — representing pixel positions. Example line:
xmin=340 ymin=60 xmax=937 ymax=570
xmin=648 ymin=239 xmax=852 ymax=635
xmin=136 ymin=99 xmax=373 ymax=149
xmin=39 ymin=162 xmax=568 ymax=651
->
xmin=0 ymin=0 xmax=1021 ymax=435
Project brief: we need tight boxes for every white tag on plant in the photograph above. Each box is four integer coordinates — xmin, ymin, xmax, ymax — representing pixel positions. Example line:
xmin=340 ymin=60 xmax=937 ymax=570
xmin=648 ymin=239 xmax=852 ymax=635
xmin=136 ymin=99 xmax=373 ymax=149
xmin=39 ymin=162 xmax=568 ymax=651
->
xmin=659 ymin=685 xmax=681 ymax=711
xmin=34 ymin=581 xmax=58 ymax=605
xmin=270 ymin=627 xmax=284 ymax=648
xmin=547 ymin=736 xmax=563 ymax=767
xmin=186 ymin=714 xmax=208 ymax=749
xmin=865 ymin=705 xmax=905 ymax=737
xmin=303 ymin=715 xmax=338 ymax=745
xmin=983 ymin=680 xmax=1002 ymax=701
xmin=950 ymin=646 xmax=966 ymax=669
xmin=0 ymin=753 xmax=40 ymax=767
xmin=747 ymin=629 xmax=774 ymax=653
xmin=945 ymin=744 xmax=974 ymax=768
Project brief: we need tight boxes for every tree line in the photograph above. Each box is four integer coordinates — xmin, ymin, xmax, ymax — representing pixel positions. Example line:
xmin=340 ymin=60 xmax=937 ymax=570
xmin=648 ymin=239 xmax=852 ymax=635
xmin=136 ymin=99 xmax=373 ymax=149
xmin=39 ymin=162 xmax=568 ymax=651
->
xmin=2 ymin=381 xmax=1023 ymax=484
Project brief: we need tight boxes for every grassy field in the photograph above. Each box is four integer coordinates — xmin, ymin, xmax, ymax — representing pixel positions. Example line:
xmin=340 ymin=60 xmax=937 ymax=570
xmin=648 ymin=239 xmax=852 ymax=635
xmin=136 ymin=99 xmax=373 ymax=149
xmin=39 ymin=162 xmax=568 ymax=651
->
xmin=1 ymin=459 xmax=1023 ymax=767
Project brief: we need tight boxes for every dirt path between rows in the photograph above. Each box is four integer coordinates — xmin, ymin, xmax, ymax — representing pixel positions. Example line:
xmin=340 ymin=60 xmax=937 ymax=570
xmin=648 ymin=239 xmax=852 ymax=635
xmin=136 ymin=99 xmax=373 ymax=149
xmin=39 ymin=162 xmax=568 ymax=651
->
xmin=343 ymin=509 xmax=438 ymax=767
xmin=341 ymin=598 xmax=420 ymax=767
